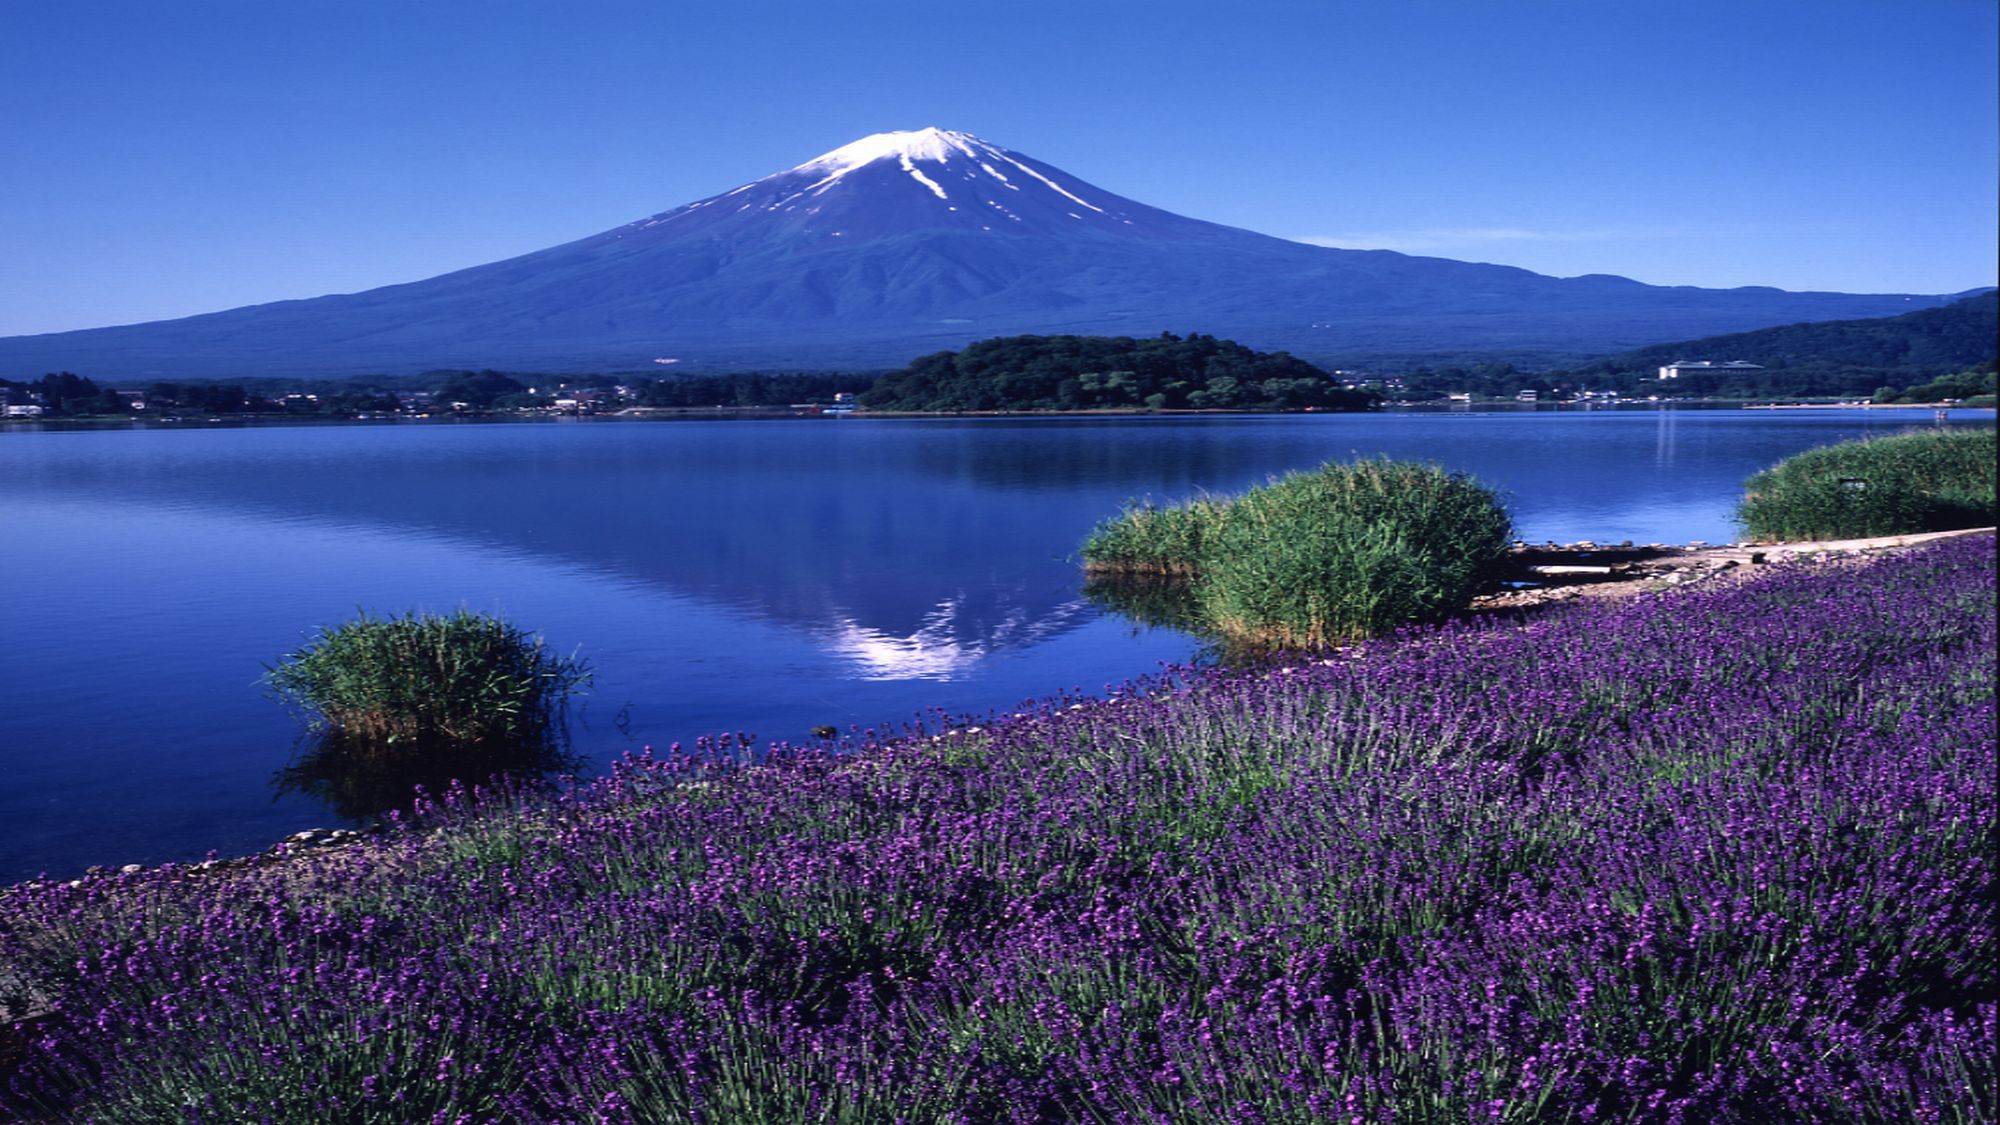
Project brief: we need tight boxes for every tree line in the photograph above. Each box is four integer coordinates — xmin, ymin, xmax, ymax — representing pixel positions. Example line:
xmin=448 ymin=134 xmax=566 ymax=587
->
xmin=0 ymin=373 xmax=401 ymax=417
xmin=858 ymin=332 xmax=1375 ymax=412
xmin=1368 ymin=293 xmax=1996 ymax=401
xmin=1534 ymin=291 xmax=1996 ymax=400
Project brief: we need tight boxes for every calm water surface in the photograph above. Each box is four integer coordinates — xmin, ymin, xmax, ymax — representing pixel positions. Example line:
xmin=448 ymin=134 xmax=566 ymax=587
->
xmin=1 ymin=408 xmax=1987 ymax=880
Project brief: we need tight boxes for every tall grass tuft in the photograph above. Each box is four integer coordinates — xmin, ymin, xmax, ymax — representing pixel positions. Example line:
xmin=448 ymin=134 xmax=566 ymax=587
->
xmin=265 ymin=610 xmax=590 ymax=759
xmin=1079 ymin=495 xmax=1228 ymax=575
xmin=1197 ymin=459 xmax=1513 ymax=646
xmin=1737 ymin=428 xmax=1996 ymax=541
xmin=1083 ymin=458 xmax=1512 ymax=648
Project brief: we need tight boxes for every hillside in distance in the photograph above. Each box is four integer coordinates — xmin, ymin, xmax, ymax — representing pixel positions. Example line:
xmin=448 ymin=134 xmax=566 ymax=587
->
xmin=0 ymin=128 xmax=1978 ymax=378
xmin=1594 ymin=291 xmax=1997 ymax=371
xmin=1545 ymin=291 xmax=1998 ymax=397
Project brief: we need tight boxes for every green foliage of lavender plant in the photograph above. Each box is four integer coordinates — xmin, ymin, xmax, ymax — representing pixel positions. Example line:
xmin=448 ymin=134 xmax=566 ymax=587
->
xmin=1737 ymin=427 xmax=1996 ymax=541
xmin=3 ymin=537 xmax=1992 ymax=1123
xmin=264 ymin=609 xmax=589 ymax=758
xmin=1085 ymin=458 xmax=1512 ymax=647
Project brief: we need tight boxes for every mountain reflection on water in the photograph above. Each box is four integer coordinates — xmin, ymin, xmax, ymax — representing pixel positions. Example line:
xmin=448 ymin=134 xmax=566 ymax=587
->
xmin=9 ymin=417 xmax=1218 ymax=652
xmin=820 ymin=594 xmax=1097 ymax=681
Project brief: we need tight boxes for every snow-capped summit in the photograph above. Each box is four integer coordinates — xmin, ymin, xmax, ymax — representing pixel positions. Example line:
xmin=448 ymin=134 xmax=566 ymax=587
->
xmin=610 ymin=124 xmax=1185 ymax=245
xmin=0 ymin=127 xmax=1967 ymax=377
xmin=780 ymin=126 xmax=1104 ymax=211
xmin=791 ymin=127 xmax=988 ymax=177
xmin=779 ymin=127 xmax=1106 ymax=213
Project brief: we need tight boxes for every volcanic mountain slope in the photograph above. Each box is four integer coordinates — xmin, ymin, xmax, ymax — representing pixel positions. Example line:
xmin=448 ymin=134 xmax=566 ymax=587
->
xmin=0 ymin=127 xmax=1976 ymax=377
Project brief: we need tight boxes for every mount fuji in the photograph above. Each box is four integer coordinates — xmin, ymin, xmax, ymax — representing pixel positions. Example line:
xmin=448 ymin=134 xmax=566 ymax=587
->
xmin=0 ymin=127 xmax=1974 ymax=377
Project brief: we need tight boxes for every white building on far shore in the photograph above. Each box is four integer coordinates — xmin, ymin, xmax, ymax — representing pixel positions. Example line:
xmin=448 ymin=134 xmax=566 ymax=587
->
xmin=1658 ymin=360 xmax=1766 ymax=380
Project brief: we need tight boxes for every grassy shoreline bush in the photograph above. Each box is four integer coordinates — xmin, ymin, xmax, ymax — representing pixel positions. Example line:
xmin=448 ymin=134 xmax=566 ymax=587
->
xmin=1737 ymin=427 xmax=1996 ymax=541
xmin=1083 ymin=458 xmax=1512 ymax=646
xmin=264 ymin=609 xmax=589 ymax=759
xmin=5 ymin=536 xmax=1990 ymax=1122
xmin=1078 ymin=494 xmax=1226 ymax=576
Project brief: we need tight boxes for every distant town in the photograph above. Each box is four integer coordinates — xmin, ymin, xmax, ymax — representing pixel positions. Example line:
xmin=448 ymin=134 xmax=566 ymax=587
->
xmin=2 ymin=359 xmax=1989 ymax=424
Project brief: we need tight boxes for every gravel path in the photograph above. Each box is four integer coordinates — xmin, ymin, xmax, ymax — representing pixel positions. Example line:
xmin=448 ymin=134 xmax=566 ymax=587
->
xmin=1472 ymin=526 xmax=1995 ymax=612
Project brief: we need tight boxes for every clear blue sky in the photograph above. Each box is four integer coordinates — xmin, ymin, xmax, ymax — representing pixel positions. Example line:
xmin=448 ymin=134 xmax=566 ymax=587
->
xmin=2 ymin=0 xmax=1993 ymax=337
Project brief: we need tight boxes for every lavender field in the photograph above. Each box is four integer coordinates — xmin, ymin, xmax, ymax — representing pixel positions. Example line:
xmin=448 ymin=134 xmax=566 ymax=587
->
xmin=3 ymin=535 xmax=1993 ymax=1123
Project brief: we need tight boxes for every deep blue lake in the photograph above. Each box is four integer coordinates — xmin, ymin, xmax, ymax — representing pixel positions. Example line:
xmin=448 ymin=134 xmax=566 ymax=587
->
xmin=1 ymin=407 xmax=1988 ymax=881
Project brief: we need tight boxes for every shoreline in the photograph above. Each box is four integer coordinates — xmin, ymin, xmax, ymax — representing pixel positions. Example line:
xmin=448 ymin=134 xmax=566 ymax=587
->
xmin=5 ymin=400 xmax=1990 ymax=430
xmin=1741 ymin=400 xmax=1986 ymax=410
xmin=6 ymin=525 xmax=1989 ymax=898
xmin=1471 ymin=525 xmax=1996 ymax=612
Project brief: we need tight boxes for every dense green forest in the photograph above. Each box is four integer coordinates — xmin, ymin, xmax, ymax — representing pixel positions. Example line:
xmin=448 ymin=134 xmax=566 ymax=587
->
xmin=424 ymin=369 xmax=879 ymax=409
xmin=858 ymin=333 xmax=1375 ymax=412
xmin=631 ymin=372 xmax=877 ymax=408
xmin=0 ymin=369 xmax=879 ymax=418
xmin=0 ymin=372 xmax=403 ymax=418
xmin=1371 ymin=292 xmax=1996 ymax=401
xmin=0 ymin=372 xmax=130 ymax=415
xmin=1870 ymin=367 xmax=1995 ymax=405
xmin=363 ymin=369 xmax=874 ymax=410
xmin=1552 ymin=291 xmax=1997 ymax=398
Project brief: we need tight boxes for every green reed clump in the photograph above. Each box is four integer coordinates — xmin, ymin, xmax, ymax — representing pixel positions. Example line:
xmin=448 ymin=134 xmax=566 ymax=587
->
xmin=265 ymin=610 xmax=589 ymax=758
xmin=1197 ymin=460 xmax=1513 ymax=647
xmin=1083 ymin=459 xmax=1512 ymax=649
xmin=1737 ymin=428 xmax=1996 ymax=542
xmin=1080 ymin=495 xmax=1228 ymax=575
